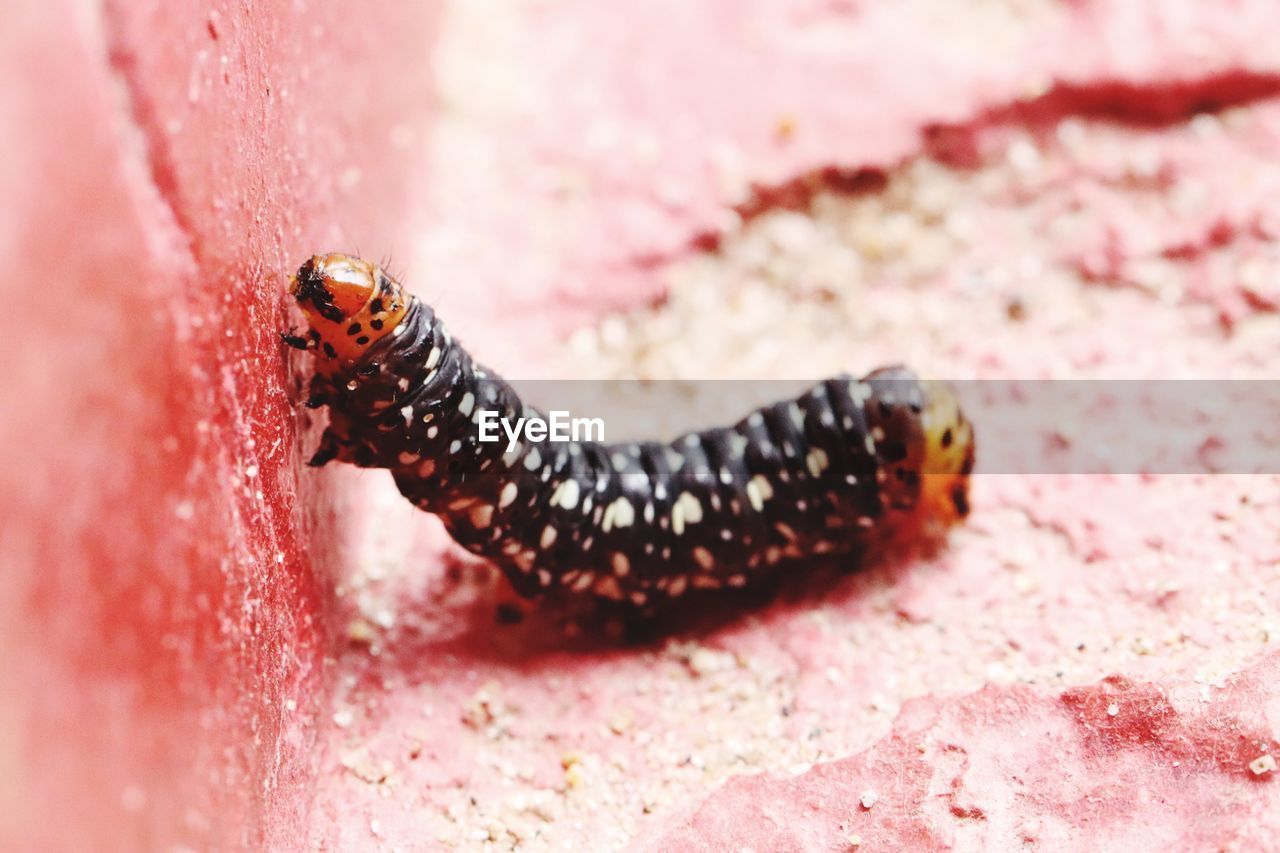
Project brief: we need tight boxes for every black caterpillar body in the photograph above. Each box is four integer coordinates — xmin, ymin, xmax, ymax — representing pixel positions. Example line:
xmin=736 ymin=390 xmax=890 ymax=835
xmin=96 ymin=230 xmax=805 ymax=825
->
xmin=288 ymin=254 xmax=974 ymax=606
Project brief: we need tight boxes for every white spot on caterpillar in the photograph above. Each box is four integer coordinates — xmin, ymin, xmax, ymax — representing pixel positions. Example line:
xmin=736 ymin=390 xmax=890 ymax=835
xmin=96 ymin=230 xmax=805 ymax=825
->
xmin=692 ymin=575 xmax=720 ymax=589
xmin=864 ymin=434 xmax=876 ymax=455
xmin=427 ymin=425 xmax=439 ymax=439
xmin=806 ymin=447 xmax=829 ymax=477
xmin=612 ymin=552 xmax=630 ymax=577
xmin=417 ymin=459 xmax=435 ymax=477
xmin=537 ymin=569 xmax=552 ymax=586
xmin=611 ymin=452 xmax=629 ymax=469
xmin=498 ymin=482 xmax=518 ymax=508
xmin=668 ymin=576 xmax=688 ymax=597
xmin=630 ymin=591 xmax=647 ymax=606
xmin=515 ymin=550 xmax=537 ymax=571
xmin=765 ymin=546 xmax=782 ymax=565
xmin=789 ymin=403 xmax=804 ymax=429
xmin=729 ymin=434 xmax=748 ymax=457
xmin=524 ymin=448 xmax=542 ymax=470
xmin=571 ymin=571 xmax=595 ymax=592
xmin=849 ymin=381 xmax=871 ymax=406
xmin=746 ymin=474 xmax=774 ymax=511
xmin=397 ymin=451 xmax=418 ymax=465
xmin=643 ymin=502 xmax=655 ymax=523
xmin=458 ymin=391 xmax=475 ymax=417
xmin=692 ymin=547 xmax=714 ymax=570
xmin=776 ymin=522 xmax=797 ymax=541
xmin=425 ymin=346 xmax=441 ymax=370
xmin=665 ymin=449 xmax=684 ymax=470
xmin=727 ymin=574 xmax=747 ymax=587
xmin=397 ymin=377 xmax=410 ymax=392
xmin=871 ymin=426 xmax=886 ymax=442
xmin=449 ymin=440 xmax=461 ymax=453
xmin=609 ymin=498 xmax=635 ymax=529
xmin=400 ymin=405 xmax=413 ymax=426
xmin=550 ymin=478 xmax=580 ymax=510
xmin=469 ymin=504 xmax=493 ymax=527
xmin=747 ymin=412 xmax=764 ymax=428
xmin=671 ymin=492 xmax=703 ymax=535
xmin=540 ymin=525 xmax=557 ymax=548
xmin=502 ymin=441 xmax=522 ymax=467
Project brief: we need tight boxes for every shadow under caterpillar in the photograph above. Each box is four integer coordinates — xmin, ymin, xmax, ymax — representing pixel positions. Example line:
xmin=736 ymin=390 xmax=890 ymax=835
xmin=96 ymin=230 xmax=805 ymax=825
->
xmin=284 ymin=253 xmax=974 ymax=609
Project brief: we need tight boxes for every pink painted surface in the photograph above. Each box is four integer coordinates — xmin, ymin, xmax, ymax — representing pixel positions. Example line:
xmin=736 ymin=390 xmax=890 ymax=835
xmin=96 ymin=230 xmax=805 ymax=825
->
xmin=0 ymin=1 xmax=436 ymax=849
xmin=5 ymin=1 xmax=1280 ymax=850
xmin=644 ymin=656 xmax=1280 ymax=851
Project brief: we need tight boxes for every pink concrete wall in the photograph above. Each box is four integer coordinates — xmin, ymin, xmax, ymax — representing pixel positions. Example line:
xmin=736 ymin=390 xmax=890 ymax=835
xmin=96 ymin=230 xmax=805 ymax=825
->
xmin=0 ymin=1 xmax=436 ymax=848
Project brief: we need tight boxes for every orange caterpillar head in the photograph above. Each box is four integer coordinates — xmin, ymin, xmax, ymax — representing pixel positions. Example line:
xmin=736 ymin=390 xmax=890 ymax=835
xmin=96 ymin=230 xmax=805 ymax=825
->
xmin=290 ymin=254 xmax=411 ymax=372
xmin=917 ymin=381 xmax=975 ymax=524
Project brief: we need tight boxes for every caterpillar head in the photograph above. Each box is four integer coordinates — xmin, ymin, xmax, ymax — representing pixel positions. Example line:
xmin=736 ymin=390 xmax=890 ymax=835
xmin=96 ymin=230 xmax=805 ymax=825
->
xmin=290 ymin=253 xmax=411 ymax=371
xmin=918 ymin=381 xmax=974 ymax=524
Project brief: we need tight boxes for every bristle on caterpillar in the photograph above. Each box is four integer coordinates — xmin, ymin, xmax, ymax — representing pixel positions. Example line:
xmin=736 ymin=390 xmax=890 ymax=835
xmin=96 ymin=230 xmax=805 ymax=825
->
xmin=285 ymin=253 xmax=975 ymax=608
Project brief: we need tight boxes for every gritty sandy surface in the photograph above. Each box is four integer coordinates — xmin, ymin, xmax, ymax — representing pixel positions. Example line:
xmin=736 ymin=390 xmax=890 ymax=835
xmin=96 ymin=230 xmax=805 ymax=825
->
xmin=310 ymin=93 xmax=1280 ymax=849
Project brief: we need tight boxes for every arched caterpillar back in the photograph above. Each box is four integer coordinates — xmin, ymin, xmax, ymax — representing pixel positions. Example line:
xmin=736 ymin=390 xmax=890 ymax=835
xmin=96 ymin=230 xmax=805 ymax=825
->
xmin=285 ymin=254 xmax=974 ymax=607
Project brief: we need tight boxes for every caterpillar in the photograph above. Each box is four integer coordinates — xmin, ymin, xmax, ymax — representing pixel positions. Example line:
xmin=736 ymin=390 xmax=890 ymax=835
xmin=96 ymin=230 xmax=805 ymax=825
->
xmin=284 ymin=253 xmax=974 ymax=607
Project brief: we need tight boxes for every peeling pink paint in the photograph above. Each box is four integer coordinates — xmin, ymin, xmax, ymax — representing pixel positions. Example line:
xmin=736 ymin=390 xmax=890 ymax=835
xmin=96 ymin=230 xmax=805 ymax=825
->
xmin=414 ymin=0 xmax=1280 ymax=360
xmin=643 ymin=655 xmax=1280 ymax=851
